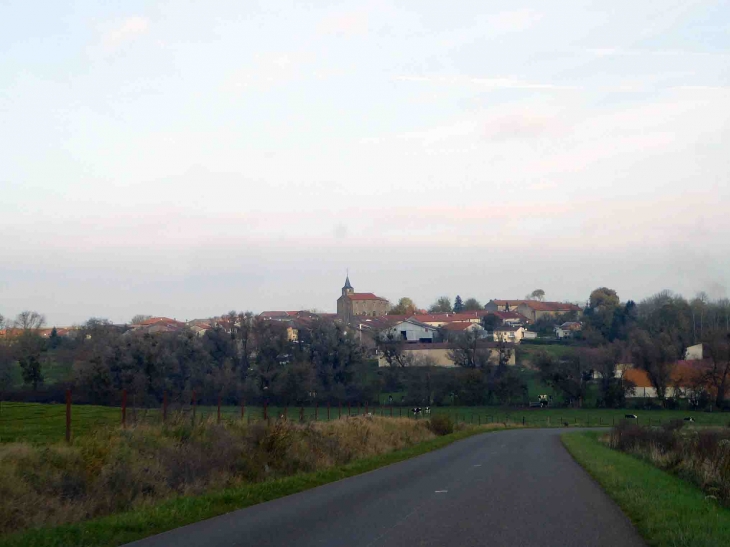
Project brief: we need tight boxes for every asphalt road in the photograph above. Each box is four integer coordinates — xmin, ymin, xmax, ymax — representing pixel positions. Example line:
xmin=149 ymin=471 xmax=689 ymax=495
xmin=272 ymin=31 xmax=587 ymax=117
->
xmin=127 ymin=428 xmax=645 ymax=547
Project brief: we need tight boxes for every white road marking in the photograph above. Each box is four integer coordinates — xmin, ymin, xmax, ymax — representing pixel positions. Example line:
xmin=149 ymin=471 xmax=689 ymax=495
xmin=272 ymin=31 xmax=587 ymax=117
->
xmin=473 ymin=464 xmax=482 ymax=467
xmin=435 ymin=490 xmax=448 ymax=493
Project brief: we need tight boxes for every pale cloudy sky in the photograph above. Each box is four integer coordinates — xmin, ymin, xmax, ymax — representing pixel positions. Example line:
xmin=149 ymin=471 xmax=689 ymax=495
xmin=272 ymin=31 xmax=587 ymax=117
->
xmin=1 ymin=0 xmax=729 ymax=326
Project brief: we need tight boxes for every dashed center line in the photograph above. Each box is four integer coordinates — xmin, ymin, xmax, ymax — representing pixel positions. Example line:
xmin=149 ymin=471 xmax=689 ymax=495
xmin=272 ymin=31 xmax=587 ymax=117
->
xmin=435 ymin=490 xmax=448 ymax=493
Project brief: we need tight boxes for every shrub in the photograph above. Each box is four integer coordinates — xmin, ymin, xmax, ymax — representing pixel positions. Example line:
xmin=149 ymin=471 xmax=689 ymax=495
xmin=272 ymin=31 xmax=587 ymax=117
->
xmin=0 ymin=415 xmax=436 ymax=537
xmin=428 ymin=415 xmax=454 ymax=436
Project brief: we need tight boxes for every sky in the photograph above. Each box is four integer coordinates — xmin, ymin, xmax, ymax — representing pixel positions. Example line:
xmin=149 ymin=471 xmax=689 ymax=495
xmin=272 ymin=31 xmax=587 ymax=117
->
xmin=1 ymin=0 xmax=729 ymax=326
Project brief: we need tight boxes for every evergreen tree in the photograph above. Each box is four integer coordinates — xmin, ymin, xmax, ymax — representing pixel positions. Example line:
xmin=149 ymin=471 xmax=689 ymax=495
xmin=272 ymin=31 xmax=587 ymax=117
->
xmin=454 ymin=295 xmax=464 ymax=313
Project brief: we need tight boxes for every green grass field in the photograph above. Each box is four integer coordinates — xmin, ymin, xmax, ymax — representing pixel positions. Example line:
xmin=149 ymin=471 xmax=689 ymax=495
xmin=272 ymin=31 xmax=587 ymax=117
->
xmin=2 ymin=401 xmax=729 ymax=445
xmin=562 ymin=431 xmax=730 ymax=547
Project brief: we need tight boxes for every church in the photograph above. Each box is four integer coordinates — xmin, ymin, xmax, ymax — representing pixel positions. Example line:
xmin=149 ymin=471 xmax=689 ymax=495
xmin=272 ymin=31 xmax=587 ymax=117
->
xmin=336 ymin=275 xmax=390 ymax=322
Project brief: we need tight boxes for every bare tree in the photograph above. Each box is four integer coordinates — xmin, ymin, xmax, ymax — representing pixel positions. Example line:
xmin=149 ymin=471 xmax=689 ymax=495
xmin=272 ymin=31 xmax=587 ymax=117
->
xmin=527 ymin=289 xmax=545 ymax=301
xmin=374 ymin=329 xmax=413 ymax=368
xmin=703 ymin=329 xmax=730 ymax=408
xmin=130 ymin=314 xmax=152 ymax=325
xmin=14 ymin=311 xmax=46 ymax=331
xmin=448 ymin=330 xmax=491 ymax=369
xmin=630 ymin=329 xmax=678 ymax=405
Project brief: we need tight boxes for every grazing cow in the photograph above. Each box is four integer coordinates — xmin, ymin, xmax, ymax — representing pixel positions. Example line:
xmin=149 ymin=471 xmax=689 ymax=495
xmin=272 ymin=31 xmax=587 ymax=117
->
xmin=424 ymin=406 xmax=431 ymax=416
xmin=684 ymin=417 xmax=695 ymax=422
xmin=624 ymin=414 xmax=638 ymax=419
xmin=412 ymin=407 xmax=422 ymax=416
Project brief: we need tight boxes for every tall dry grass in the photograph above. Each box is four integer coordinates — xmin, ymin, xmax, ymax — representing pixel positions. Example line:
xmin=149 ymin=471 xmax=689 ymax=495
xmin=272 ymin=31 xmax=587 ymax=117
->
xmin=609 ymin=421 xmax=730 ymax=504
xmin=0 ymin=415 xmax=440 ymax=536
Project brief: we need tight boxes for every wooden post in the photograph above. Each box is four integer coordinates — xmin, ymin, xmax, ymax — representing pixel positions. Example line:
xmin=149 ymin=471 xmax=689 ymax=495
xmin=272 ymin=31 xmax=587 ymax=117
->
xmin=284 ymin=406 xmax=288 ymax=421
xmin=300 ymin=406 xmax=304 ymax=423
xmin=366 ymin=401 xmax=369 ymax=415
xmin=263 ymin=401 xmax=268 ymax=421
xmin=359 ymin=401 xmax=362 ymax=415
xmin=327 ymin=402 xmax=331 ymax=421
xmin=338 ymin=401 xmax=342 ymax=419
xmin=163 ymin=391 xmax=168 ymax=423
xmin=65 ymin=389 xmax=72 ymax=443
xmin=192 ymin=390 xmax=197 ymax=423
xmin=348 ymin=401 xmax=351 ymax=416
xmin=217 ymin=395 xmax=221 ymax=424
xmin=390 ymin=405 xmax=393 ymax=417
xmin=241 ymin=399 xmax=245 ymax=420
xmin=121 ymin=389 xmax=127 ymax=428
xmin=315 ymin=401 xmax=318 ymax=421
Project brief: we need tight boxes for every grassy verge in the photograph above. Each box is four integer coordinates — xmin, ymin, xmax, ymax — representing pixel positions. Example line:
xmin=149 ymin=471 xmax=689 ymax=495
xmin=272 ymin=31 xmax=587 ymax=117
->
xmin=562 ymin=431 xmax=730 ymax=547
xmin=0 ymin=425 xmax=496 ymax=547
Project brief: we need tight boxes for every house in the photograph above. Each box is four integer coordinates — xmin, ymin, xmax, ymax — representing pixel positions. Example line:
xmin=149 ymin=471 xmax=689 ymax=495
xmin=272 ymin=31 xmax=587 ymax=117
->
xmin=377 ymin=342 xmax=516 ymax=367
xmin=441 ymin=322 xmax=485 ymax=340
xmin=623 ymin=361 xmax=712 ymax=399
xmin=493 ymin=325 xmax=526 ymax=344
xmin=485 ymin=300 xmax=529 ymax=313
xmin=555 ymin=322 xmax=582 ymax=339
xmin=411 ymin=312 xmax=485 ymax=327
xmin=358 ymin=316 xmax=441 ymax=343
xmin=336 ymin=275 xmax=390 ymax=322
xmin=516 ymin=301 xmax=583 ymax=322
xmin=131 ymin=317 xmax=187 ymax=334
xmin=684 ymin=343 xmax=708 ymax=361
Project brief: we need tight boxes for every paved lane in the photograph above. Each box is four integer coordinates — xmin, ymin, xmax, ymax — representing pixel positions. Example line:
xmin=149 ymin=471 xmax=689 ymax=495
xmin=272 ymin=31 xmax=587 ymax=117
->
xmin=126 ymin=428 xmax=645 ymax=547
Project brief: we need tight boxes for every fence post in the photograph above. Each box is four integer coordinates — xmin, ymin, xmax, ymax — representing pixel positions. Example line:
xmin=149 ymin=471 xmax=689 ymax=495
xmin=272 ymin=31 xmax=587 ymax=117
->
xmin=359 ymin=402 xmax=362 ymax=415
xmin=300 ymin=406 xmax=304 ymax=423
xmin=217 ymin=395 xmax=221 ymax=424
xmin=65 ymin=389 xmax=72 ymax=443
xmin=327 ymin=402 xmax=331 ymax=421
xmin=339 ymin=401 xmax=342 ymax=419
xmin=241 ymin=399 xmax=245 ymax=421
xmin=192 ymin=390 xmax=197 ymax=423
xmin=390 ymin=405 xmax=393 ymax=417
xmin=522 ymin=416 xmax=525 ymax=426
xmin=399 ymin=406 xmax=402 ymax=417
xmin=366 ymin=401 xmax=369 ymax=415
xmin=348 ymin=401 xmax=351 ymax=416
xmin=284 ymin=406 xmax=288 ymax=421
xmin=315 ymin=401 xmax=318 ymax=421
xmin=263 ymin=401 xmax=268 ymax=421
xmin=163 ymin=391 xmax=168 ymax=423
xmin=121 ymin=389 xmax=127 ymax=428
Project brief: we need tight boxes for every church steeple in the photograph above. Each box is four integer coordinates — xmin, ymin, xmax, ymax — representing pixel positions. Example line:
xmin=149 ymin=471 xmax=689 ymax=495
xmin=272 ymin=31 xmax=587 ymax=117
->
xmin=342 ymin=274 xmax=354 ymax=296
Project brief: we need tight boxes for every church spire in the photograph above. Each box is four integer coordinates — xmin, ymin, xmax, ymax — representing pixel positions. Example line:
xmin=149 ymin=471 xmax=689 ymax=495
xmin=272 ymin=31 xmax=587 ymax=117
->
xmin=342 ymin=273 xmax=354 ymax=296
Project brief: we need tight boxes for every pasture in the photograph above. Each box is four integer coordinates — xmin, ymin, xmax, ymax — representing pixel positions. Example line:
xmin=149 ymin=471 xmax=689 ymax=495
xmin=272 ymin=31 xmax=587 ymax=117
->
xmin=1 ymin=401 xmax=728 ymax=445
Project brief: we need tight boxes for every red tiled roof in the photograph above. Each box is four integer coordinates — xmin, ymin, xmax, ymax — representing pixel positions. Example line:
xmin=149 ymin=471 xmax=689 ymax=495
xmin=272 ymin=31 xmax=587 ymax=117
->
xmin=520 ymin=301 xmax=583 ymax=312
xmin=624 ymin=362 xmax=710 ymax=389
xmin=442 ymin=322 xmax=480 ymax=331
xmin=412 ymin=313 xmax=483 ymax=323
xmin=490 ymin=300 xmax=530 ymax=306
xmin=138 ymin=317 xmax=185 ymax=326
xmin=347 ymin=293 xmax=388 ymax=301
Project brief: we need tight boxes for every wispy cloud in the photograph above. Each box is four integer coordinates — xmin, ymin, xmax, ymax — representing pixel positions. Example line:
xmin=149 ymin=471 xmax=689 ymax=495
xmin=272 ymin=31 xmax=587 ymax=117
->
xmin=101 ymin=16 xmax=150 ymax=50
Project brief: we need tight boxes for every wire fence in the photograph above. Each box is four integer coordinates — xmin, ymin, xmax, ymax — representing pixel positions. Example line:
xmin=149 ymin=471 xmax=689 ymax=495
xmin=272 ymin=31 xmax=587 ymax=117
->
xmin=1 ymin=391 xmax=724 ymax=444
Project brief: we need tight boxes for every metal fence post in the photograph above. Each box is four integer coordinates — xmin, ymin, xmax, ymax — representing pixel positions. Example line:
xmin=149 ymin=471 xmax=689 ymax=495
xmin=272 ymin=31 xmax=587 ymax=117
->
xmin=163 ymin=391 xmax=168 ymax=423
xmin=65 ymin=389 xmax=72 ymax=443
xmin=121 ymin=389 xmax=127 ymax=428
